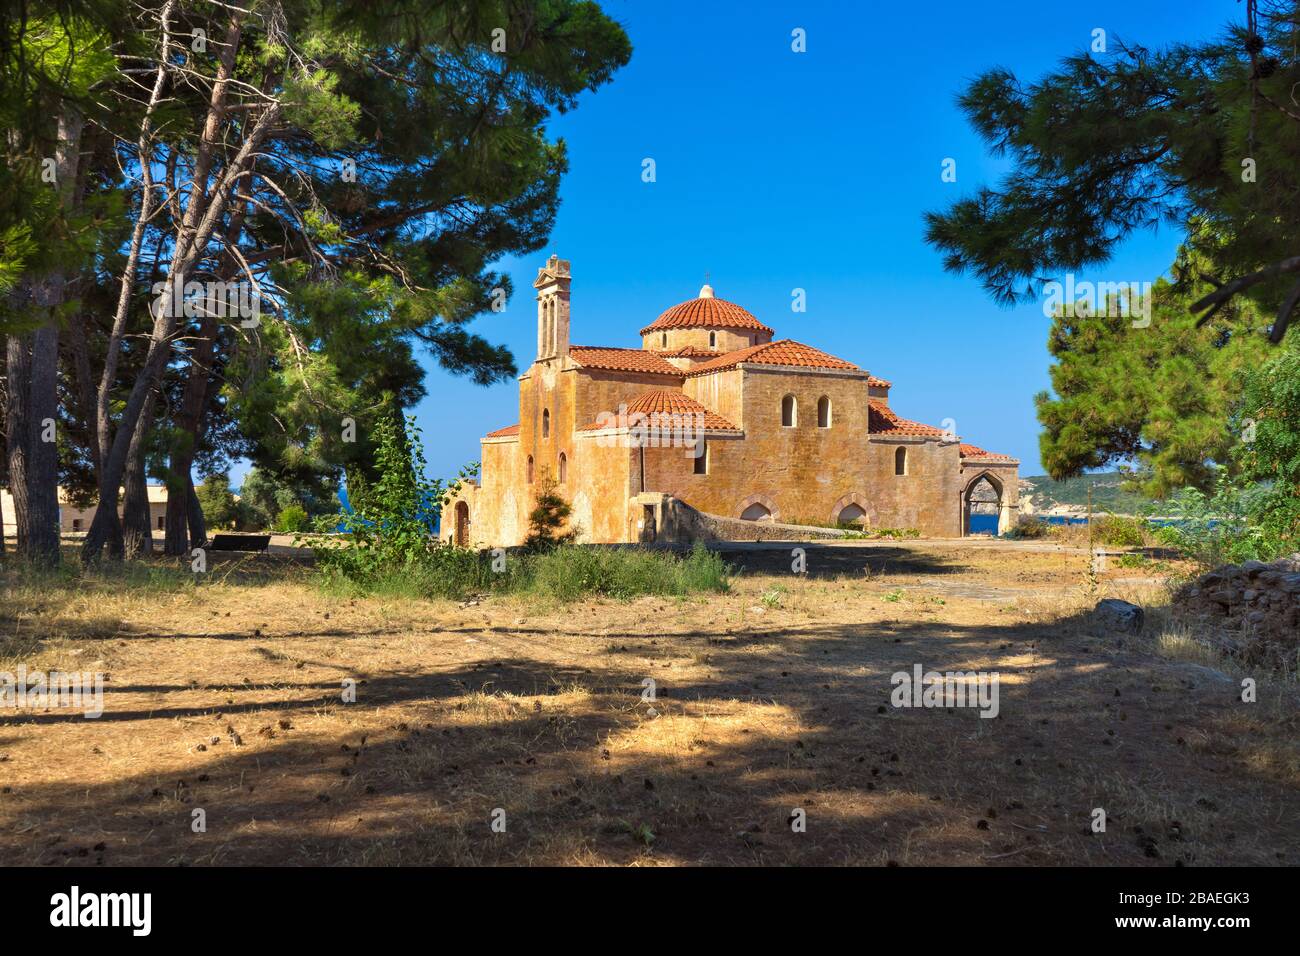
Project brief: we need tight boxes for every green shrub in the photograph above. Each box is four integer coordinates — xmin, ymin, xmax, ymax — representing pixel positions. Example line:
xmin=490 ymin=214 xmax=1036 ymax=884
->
xmin=275 ymin=504 xmax=310 ymax=533
xmin=1004 ymin=516 xmax=1049 ymax=539
xmin=523 ymin=478 xmax=575 ymax=552
xmin=523 ymin=543 xmax=730 ymax=601
xmin=195 ymin=473 xmax=240 ymax=529
xmin=312 ymin=413 xmax=477 ymax=587
xmin=1093 ymin=514 xmax=1148 ymax=548
xmin=1153 ymin=480 xmax=1296 ymax=566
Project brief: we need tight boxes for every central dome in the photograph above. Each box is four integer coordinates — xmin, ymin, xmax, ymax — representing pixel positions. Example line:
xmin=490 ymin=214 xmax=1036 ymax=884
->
xmin=640 ymin=286 xmax=774 ymax=337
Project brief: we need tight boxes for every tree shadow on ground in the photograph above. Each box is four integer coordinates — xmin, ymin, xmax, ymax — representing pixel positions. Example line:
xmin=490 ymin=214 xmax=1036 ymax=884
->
xmin=1 ymin=601 xmax=1295 ymax=867
xmin=714 ymin=545 xmax=969 ymax=579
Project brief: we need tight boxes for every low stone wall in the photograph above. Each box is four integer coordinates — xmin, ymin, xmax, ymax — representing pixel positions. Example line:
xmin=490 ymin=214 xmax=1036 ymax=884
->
xmin=690 ymin=512 xmax=848 ymax=542
xmin=1173 ymin=554 xmax=1300 ymax=668
xmin=635 ymin=493 xmax=849 ymax=543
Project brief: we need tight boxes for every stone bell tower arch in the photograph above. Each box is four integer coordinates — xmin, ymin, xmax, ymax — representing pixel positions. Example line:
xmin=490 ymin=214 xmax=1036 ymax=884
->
xmin=534 ymin=255 xmax=571 ymax=362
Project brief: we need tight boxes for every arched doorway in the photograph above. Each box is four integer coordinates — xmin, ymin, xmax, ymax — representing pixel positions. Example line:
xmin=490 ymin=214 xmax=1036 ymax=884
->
xmin=962 ymin=472 xmax=1003 ymax=536
xmin=836 ymin=503 xmax=867 ymax=527
xmin=454 ymin=501 xmax=470 ymax=546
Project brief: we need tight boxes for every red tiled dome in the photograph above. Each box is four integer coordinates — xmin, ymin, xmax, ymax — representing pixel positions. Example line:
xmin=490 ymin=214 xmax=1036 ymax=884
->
xmin=577 ymin=388 xmax=738 ymax=432
xmin=640 ymin=289 xmax=774 ymax=336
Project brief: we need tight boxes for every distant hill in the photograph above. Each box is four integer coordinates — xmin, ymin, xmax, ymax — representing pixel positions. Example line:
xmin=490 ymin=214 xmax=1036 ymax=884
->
xmin=1020 ymin=472 xmax=1153 ymax=515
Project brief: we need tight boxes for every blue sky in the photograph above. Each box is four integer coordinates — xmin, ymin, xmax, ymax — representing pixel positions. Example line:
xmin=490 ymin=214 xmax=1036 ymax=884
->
xmin=237 ymin=0 xmax=1238 ymax=486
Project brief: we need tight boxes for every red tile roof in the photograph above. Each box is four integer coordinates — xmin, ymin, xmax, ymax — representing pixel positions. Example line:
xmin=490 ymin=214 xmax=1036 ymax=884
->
xmin=685 ymin=339 xmax=860 ymax=377
xmin=640 ymin=296 xmax=774 ymax=336
xmin=867 ymin=375 xmax=892 ymax=388
xmin=654 ymin=345 xmax=716 ymax=357
xmin=577 ymin=388 xmax=738 ymax=432
xmin=960 ymin=443 xmax=1018 ymax=462
xmin=868 ymin=399 xmax=947 ymax=438
xmin=484 ymin=423 xmax=519 ymax=438
xmin=568 ymin=346 xmax=684 ymax=377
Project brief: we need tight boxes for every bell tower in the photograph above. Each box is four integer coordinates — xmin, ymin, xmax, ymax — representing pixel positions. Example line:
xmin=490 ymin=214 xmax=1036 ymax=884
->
xmin=534 ymin=255 xmax=571 ymax=362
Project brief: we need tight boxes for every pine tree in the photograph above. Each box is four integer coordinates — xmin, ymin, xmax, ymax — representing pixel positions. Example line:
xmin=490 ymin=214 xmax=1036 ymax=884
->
xmin=926 ymin=1 xmax=1300 ymax=343
xmin=1035 ymin=241 xmax=1271 ymax=495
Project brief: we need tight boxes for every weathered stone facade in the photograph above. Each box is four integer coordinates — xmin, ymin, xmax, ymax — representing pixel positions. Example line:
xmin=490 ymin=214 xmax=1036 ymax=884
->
xmin=441 ymin=256 xmax=1019 ymax=547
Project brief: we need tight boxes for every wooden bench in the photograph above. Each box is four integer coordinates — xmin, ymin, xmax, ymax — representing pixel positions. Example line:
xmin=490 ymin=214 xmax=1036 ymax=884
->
xmin=204 ymin=533 xmax=272 ymax=553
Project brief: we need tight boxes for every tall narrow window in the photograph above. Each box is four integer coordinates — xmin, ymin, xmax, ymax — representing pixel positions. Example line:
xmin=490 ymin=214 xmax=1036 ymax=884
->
xmin=542 ymin=408 xmax=550 ymax=438
xmin=895 ymin=447 xmax=907 ymax=476
xmin=709 ymin=331 xmax=717 ymax=349
xmin=662 ymin=333 xmax=668 ymax=347
xmin=693 ymin=439 xmax=708 ymax=475
xmin=817 ymin=396 xmax=831 ymax=428
xmin=527 ymin=455 xmax=535 ymax=483
xmin=558 ymin=452 xmax=568 ymax=483
xmin=781 ymin=394 xmax=797 ymax=427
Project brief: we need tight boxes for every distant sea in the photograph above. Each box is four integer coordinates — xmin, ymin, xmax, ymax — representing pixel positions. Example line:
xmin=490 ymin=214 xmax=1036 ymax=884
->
xmin=970 ymin=514 xmax=1093 ymax=535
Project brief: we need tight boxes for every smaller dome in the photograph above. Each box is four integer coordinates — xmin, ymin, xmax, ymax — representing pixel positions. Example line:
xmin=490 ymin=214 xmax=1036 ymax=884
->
xmin=640 ymin=291 xmax=774 ymax=336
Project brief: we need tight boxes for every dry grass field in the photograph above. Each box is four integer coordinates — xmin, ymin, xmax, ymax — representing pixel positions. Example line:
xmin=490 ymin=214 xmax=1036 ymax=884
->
xmin=1 ymin=540 xmax=1296 ymax=866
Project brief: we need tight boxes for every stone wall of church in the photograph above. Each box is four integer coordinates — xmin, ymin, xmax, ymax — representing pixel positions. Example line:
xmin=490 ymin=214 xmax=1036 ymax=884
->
xmin=570 ymin=367 xmax=685 ymax=429
xmin=519 ymin=359 xmax=575 ymax=490
xmin=683 ymin=367 xmax=744 ymax=429
xmin=864 ymin=438 xmax=965 ymax=537
xmin=569 ymin=439 xmax=636 ymax=543
xmin=645 ymin=367 xmax=880 ymax=526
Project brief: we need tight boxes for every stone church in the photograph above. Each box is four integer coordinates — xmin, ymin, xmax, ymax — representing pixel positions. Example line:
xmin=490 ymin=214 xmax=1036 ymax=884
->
xmin=440 ymin=255 xmax=1018 ymax=547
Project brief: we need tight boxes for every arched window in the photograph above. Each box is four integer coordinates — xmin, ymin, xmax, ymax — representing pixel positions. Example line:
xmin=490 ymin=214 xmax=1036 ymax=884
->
xmin=662 ymin=333 xmax=668 ymax=347
xmin=894 ymin=447 xmax=907 ymax=476
xmin=709 ymin=331 xmax=717 ymax=349
xmin=817 ymin=396 xmax=831 ymax=428
xmin=542 ymin=408 xmax=550 ymax=439
xmin=527 ymin=455 xmax=534 ymax=483
xmin=558 ymin=452 xmax=567 ymax=483
xmin=781 ymin=394 xmax=797 ymax=427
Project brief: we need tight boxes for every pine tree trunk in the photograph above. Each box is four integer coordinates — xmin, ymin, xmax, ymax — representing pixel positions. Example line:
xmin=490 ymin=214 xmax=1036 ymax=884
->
xmin=4 ymin=325 xmax=60 ymax=565
xmin=4 ymin=333 xmax=33 ymax=556
xmin=25 ymin=322 xmax=61 ymax=563
xmin=187 ymin=478 xmax=206 ymax=546
xmin=5 ymin=108 xmax=84 ymax=566
xmin=164 ymin=315 xmax=216 ymax=555
xmin=121 ymin=391 xmax=157 ymax=558
xmin=122 ymin=460 xmax=152 ymax=557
